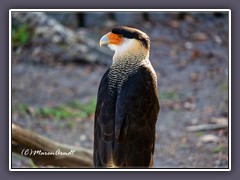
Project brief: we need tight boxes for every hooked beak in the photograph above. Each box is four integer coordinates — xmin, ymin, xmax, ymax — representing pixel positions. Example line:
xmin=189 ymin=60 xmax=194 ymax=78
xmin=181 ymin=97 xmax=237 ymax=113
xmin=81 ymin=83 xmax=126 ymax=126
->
xmin=99 ymin=34 xmax=109 ymax=47
xmin=99 ymin=32 xmax=123 ymax=47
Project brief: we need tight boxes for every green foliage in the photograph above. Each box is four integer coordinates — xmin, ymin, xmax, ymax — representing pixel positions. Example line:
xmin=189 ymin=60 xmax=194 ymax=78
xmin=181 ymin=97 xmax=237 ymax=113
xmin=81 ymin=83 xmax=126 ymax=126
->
xmin=159 ymin=90 xmax=180 ymax=102
xmin=35 ymin=105 xmax=73 ymax=120
xmin=66 ymin=121 xmax=77 ymax=128
xmin=80 ymin=98 xmax=97 ymax=118
xmin=212 ymin=145 xmax=224 ymax=154
xmin=219 ymin=81 xmax=228 ymax=92
xmin=66 ymin=98 xmax=97 ymax=119
xmin=12 ymin=103 xmax=29 ymax=116
xmin=13 ymin=97 xmax=97 ymax=120
xmin=196 ymin=131 xmax=204 ymax=137
xmin=12 ymin=24 xmax=30 ymax=46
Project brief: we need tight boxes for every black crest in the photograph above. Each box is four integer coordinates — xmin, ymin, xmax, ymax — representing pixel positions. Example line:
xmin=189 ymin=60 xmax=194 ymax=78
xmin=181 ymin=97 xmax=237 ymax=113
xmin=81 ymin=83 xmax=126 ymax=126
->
xmin=111 ymin=26 xmax=150 ymax=49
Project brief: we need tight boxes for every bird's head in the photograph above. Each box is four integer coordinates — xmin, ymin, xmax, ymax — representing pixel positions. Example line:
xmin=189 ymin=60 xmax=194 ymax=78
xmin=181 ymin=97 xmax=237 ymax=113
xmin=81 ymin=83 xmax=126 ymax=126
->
xmin=99 ymin=26 xmax=150 ymax=61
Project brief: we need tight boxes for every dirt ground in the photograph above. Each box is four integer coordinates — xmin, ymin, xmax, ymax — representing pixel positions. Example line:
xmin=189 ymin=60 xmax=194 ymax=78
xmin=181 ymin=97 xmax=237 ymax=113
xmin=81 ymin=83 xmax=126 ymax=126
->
xmin=11 ymin=13 xmax=229 ymax=168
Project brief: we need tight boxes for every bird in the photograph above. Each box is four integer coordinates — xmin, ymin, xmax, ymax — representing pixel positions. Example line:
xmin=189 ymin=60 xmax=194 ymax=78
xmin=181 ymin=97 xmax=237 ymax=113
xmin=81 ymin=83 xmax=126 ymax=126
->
xmin=94 ymin=26 xmax=160 ymax=168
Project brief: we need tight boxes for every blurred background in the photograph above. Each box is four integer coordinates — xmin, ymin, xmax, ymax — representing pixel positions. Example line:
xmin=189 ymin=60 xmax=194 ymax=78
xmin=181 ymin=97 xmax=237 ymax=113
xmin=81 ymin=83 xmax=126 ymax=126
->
xmin=11 ymin=11 xmax=229 ymax=168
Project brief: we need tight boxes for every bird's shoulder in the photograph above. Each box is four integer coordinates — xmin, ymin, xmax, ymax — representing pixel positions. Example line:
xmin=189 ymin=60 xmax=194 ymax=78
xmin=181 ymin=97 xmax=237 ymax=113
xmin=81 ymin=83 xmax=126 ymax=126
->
xmin=99 ymin=68 xmax=110 ymax=87
xmin=123 ymin=62 xmax=158 ymax=91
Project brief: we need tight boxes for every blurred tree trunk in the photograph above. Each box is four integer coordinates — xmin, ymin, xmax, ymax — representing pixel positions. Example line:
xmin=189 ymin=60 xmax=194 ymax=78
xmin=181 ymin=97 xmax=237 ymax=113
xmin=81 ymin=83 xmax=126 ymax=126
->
xmin=12 ymin=123 xmax=93 ymax=167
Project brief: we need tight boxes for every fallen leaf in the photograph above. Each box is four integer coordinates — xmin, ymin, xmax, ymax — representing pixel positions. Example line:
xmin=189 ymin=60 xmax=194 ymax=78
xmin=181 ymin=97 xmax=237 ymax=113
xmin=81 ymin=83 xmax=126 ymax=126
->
xmin=190 ymin=72 xmax=198 ymax=82
xmin=199 ymin=134 xmax=220 ymax=143
xmin=184 ymin=101 xmax=196 ymax=110
xmin=211 ymin=117 xmax=228 ymax=126
xmin=191 ymin=49 xmax=201 ymax=60
xmin=169 ymin=20 xmax=180 ymax=28
xmin=203 ymin=106 xmax=213 ymax=114
xmin=191 ymin=32 xmax=207 ymax=41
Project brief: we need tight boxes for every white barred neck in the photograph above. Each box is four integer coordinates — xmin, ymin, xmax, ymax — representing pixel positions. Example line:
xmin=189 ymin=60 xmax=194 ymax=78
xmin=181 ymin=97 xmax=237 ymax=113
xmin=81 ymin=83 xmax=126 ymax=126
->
xmin=107 ymin=38 xmax=150 ymax=94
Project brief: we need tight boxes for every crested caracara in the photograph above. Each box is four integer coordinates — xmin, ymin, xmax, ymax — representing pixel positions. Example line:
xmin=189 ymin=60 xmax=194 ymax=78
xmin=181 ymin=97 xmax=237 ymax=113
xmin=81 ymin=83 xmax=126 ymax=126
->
xmin=94 ymin=26 xmax=160 ymax=168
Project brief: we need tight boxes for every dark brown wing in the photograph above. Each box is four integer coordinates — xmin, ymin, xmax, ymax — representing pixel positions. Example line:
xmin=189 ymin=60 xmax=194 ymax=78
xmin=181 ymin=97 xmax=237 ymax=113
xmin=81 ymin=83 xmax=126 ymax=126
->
xmin=113 ymin=65 xmax=160 ymax=167
xmin=94 ymin=65 xmax=159 ymax=167
xmin=94 ymin=68 xmax=116 ymax=167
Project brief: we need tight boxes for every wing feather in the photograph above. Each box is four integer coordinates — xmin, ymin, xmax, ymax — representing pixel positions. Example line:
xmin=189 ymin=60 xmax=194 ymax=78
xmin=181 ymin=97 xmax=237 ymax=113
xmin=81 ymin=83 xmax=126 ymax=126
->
xmin=94 ymin=65 xmax=159 ymax=167
xmin=113 ymin=65 xmax=160 ymax=167
xmin=94 ymin=69 xmax=115 ymax=167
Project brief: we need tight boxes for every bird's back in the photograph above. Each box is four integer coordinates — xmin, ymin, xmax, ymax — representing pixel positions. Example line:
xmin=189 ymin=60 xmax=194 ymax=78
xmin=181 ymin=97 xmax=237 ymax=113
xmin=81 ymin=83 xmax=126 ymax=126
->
xmin=94 ymin=63 xmax=159 ymax=167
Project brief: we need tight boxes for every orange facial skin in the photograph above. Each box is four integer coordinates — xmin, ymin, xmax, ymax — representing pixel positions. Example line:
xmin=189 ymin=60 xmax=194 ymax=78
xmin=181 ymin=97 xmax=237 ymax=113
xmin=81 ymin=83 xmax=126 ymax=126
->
xmin=106 ymin=32 xmax=123 ymax=45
